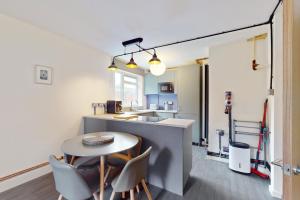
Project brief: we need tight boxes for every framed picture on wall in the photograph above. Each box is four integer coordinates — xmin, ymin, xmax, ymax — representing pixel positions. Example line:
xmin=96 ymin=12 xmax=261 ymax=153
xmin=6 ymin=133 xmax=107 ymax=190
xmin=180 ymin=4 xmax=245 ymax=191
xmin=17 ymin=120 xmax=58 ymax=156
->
xmin=35 ymin=65 xmax=53 ymax=85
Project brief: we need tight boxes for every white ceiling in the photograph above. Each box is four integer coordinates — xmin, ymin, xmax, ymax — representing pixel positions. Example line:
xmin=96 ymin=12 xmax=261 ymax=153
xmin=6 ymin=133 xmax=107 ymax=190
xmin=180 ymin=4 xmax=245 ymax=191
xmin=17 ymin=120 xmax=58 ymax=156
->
xmin=0 ymin=0 xmax=277 ymax=68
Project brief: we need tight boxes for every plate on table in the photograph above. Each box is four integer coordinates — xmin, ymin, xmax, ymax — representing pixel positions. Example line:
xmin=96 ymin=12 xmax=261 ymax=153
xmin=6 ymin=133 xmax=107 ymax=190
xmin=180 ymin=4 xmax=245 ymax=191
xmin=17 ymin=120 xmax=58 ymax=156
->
xmin=82 ymin=134 xmax=114 ymax=146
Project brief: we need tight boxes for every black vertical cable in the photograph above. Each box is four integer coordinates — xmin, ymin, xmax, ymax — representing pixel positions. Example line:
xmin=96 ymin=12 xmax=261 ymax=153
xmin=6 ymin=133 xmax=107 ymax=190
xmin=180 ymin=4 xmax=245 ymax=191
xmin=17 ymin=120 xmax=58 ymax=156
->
xmin=199 ymin=63 xmax=203 ymax=145
xmin=204 ymin=64 xmax=209 ymax=142
xmin=270 ymin=22 xmax=274 ymax=90
xmin=229 ymin=109 xmax=232 ymax=144
xmin=268 ymin=0 xmax=282 ymax=90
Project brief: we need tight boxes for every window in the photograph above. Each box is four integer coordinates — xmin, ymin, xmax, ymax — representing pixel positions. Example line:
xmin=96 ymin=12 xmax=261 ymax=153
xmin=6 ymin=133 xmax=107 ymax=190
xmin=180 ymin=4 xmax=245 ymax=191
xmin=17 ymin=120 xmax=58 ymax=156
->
xmin=114 ymin=70 xmax=143 ymax=107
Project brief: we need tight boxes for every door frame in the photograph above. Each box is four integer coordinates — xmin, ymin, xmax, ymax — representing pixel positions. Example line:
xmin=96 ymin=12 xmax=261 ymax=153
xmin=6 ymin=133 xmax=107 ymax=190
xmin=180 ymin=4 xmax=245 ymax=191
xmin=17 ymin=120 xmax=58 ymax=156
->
xmin=283 ymin=0 xmax=299 ymax=199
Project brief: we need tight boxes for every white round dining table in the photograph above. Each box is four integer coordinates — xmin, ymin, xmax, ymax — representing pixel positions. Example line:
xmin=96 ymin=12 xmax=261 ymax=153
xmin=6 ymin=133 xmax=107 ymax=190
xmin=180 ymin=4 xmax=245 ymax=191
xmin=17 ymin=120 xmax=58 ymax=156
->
xmin=61 ymin=132 xmax=139 ymax=200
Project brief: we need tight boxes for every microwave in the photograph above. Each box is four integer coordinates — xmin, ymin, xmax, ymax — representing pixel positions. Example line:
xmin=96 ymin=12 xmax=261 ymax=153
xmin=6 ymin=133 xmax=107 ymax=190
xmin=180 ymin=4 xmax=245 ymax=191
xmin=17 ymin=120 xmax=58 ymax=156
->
xmin=159 ymin=82 xmax=174 ymax=93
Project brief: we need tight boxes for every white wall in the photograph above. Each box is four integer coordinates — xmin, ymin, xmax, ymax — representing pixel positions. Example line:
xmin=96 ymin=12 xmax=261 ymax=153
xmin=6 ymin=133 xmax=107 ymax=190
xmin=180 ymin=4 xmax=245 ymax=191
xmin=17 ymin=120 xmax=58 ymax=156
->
xmin=0 ymin=14 xmax=114 ymax=192
xmin=269 ymin=4 xmax=283 ymax=199
xmin=208 ymin=38 xmax=268 ymax=159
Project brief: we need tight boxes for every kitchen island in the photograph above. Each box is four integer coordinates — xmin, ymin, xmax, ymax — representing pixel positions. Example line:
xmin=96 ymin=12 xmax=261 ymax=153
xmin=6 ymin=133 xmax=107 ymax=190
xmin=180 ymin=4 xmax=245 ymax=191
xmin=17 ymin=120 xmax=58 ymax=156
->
xmin=83 ymin=114 xmax=193 ymax=196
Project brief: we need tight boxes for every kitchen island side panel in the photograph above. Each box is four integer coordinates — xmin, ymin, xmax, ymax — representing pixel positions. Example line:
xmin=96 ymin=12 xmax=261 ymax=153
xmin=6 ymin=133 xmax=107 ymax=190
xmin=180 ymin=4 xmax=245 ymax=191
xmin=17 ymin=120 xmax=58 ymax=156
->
xmin=84 ymin=117 xmax=107 ymax=133
xmin=183 ymin=125 xmax=192 ymax=186
xmin=83 ymin=117 xmax=192 ymax=196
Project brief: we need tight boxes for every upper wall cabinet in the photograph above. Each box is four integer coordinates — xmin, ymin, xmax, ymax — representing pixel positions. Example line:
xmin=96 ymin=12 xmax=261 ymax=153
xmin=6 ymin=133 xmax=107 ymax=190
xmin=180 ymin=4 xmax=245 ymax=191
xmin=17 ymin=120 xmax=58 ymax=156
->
xmin=144 ymin=70 xmax=177 ymax=95
xmin=158 ymin=70 xmax=176 ymax=83
xmin=144 ymin=74 xmax=158 ymax=95
xmin=176 ymin=65 xmax=200 ymax=113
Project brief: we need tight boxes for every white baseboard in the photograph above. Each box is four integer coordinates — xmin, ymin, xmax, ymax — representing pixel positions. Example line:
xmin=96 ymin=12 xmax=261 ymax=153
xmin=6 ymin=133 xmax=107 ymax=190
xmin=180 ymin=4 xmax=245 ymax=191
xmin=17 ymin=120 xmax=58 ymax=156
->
xmin=0 ymin=165 xmax=51 ymax=193
xmin=269 ymin=185 xmax=282 ymax=199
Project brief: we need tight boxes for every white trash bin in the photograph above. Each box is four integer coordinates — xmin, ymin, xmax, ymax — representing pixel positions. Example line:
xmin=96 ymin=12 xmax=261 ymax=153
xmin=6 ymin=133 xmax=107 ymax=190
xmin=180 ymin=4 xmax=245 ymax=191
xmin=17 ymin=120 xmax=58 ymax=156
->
xmin=229 ymin=142 xmax=251 ymax=174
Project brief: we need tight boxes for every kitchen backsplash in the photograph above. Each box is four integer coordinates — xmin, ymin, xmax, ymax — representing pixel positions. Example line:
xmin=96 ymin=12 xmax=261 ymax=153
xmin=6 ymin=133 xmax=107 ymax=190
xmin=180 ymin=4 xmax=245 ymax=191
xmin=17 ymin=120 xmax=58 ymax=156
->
xmin=146 ymin=94 xmax=178 ymax=110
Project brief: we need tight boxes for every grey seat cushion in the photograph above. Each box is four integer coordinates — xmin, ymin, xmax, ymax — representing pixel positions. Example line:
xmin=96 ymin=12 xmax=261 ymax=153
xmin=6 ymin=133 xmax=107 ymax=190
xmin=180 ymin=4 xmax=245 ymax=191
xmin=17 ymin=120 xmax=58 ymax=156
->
xmin=107 ymin=156 xmax=127 ymax=167
xmin=77 ymin=166 xmax=100 ymax=193
xmin=74 ymin=157 xmax=100 ymax=169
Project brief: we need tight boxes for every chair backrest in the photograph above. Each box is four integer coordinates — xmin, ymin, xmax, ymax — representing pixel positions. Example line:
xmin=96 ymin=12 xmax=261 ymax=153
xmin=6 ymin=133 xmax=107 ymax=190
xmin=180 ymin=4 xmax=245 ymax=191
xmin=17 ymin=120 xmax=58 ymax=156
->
xmin=49 ymin=155 xmax=92 ymax=200
xmin=110 ymin=135 xmax=143 ymax=160
xmin=131 ymin=135 xmax=143 ymax=158
xmin=113 ymin=146 xmax=152 ymax=192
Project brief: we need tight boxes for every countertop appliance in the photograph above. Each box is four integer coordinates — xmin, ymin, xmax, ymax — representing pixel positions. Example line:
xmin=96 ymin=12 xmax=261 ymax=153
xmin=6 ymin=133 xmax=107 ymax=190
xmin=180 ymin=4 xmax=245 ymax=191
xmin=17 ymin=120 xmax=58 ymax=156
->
xmin=159 ymin=82 xmax=174 ymax=93
xmin=106 ymin=100 xmax=122 ymax=113
xmin=164 ymin=101 xmax=173 ymax=111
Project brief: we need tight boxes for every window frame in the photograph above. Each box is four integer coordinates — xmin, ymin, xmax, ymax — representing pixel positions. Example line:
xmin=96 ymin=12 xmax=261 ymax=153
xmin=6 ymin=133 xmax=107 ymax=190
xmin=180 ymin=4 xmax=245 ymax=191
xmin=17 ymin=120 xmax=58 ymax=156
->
xmin=114 ymin=70 xmax=143 ymax=107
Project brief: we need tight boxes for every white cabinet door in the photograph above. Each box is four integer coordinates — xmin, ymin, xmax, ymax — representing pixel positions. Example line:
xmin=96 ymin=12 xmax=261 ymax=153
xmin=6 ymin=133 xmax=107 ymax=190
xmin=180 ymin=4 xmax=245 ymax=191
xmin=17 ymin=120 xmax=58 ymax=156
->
xmin=137 ymin=112 xmax=155 ymax=117
xmin=156 ymin=112 xmax=175 ymax=118
xmin=158 ymin=70 xmax=176 ymax=83
xmin=175 ymin=113 xmax=200 ymax=143
xmin=144 ymin=74 xmax=158 ymax=95
xmin=176 ymin=65 xmax=200 ymax=113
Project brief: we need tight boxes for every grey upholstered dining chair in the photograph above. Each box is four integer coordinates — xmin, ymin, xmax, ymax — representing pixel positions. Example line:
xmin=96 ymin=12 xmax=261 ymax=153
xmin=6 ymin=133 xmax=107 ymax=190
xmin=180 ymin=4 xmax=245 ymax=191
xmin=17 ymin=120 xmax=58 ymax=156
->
xmin=110 ymin=146 xmax=153 ymax=200
xmin=49 ymin=155 xmax=100 ymax=200
xmin=104 ymin=136 xmax=143 ymax=185
xmin=73 ymin=156 xmax=100 ymax=169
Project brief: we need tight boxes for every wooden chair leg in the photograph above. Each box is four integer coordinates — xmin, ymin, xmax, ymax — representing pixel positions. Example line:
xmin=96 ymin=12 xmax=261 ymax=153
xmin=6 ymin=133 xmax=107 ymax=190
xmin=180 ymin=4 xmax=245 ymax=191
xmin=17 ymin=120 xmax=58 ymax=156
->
xmin=130 ymin=189 xmax=135 ymax=200
xmin=141 ymin=179 xmax=152 ymax=200
xmin=69 ymin=156 xmax=76 ymax=165
xmin=122 ymin=192 xmax=126 ymax=199
xmin=104 ymin=166 xmax=112 ymax=183
xmin=109 ymin=191 xmax=115 ymax=200
xmin=58 ymin=194 xmax=63 ymax=200
xmin=136 ymin=184 xmax=140 ymax=193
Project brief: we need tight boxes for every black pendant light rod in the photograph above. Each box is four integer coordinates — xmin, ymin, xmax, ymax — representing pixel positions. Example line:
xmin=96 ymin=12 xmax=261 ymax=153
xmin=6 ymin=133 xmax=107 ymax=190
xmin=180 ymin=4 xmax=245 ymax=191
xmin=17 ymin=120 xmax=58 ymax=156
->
xmin=112 ymin=0 xmax=281 ymax=60
xmin=135 ymin=43 xmax=154 ymax=56
xmin=112 ymin=21 xmax=269 ymax=61
xmin=112 ymin=0 xmax=282 ymax=90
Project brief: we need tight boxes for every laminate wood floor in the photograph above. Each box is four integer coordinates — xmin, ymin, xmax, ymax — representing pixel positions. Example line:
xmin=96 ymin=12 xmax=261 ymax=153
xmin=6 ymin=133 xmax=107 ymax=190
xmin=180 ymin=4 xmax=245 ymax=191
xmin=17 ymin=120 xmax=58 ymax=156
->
xmin=0 ymin=147 xmax=279 ymax=200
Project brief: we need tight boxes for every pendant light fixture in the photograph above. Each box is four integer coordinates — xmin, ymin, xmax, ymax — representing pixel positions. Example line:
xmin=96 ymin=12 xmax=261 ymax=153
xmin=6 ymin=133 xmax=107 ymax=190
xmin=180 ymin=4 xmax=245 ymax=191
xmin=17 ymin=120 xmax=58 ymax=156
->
xmin=149 ymin=49 xmax=166 ymax=76
xmin=148 ymin=49 xmax=161 ymax=65
xmin=107 ymin=59 xmax=118 ymax=71
xmin=150 ymin=61 xmax=166 ymax=76
xmin=126 ymin=53 xmax=138 ymax=68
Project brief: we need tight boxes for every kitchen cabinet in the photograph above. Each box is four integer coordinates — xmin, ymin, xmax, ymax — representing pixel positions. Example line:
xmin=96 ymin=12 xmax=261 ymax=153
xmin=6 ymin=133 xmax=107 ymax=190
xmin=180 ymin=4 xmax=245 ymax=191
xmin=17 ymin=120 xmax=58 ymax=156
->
xmin=176 ymin=65 xmax=200 ymax=114
xmin=176 ymin=64 xmax=200 ymax=143
xmin=138 ymin=111 xmax=175 ymax=118
xmin=144 ymin=70 xmax=177 ymax=95
xmin=175 ymin=113 xmax=199 ymax=143
xmin=144 ymin=74 xmax=158 ymax=95
xmin=158 ymin=70 xmax=176 ymax=83
xmin=155 ymin=112 xmax=175 ymax=118
xmin=138 ymin=112 xmax=155 ymax=117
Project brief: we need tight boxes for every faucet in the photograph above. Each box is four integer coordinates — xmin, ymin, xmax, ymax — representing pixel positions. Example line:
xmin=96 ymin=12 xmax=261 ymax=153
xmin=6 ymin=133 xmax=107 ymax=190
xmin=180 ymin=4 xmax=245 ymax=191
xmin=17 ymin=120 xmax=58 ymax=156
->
xmin=130 ymin=100 xmax=138 ymax=111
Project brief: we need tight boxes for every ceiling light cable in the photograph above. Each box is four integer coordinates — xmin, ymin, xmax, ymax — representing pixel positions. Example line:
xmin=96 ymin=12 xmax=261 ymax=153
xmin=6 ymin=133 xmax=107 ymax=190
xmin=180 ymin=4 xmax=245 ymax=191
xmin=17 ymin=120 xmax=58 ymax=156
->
xmin=108 ymin=0 xmax=282 ymax=83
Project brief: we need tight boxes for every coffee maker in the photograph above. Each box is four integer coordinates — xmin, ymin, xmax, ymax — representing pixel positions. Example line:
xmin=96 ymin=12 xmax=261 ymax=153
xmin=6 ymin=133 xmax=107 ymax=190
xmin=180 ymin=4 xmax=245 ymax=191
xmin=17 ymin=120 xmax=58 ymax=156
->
xmin=106 ymin=100 xmax=122 ymax=113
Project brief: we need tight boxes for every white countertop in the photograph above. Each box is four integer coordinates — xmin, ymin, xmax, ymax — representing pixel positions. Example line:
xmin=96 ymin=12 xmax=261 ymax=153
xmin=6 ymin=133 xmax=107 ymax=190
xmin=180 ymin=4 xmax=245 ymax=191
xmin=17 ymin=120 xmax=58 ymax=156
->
xmin=84 ymin=114 xmax=194 ymax=128
xmin=122 ymin=109 xmax=178 ymax=115
xmin=157 ymin=118 xmax=195 ymax=128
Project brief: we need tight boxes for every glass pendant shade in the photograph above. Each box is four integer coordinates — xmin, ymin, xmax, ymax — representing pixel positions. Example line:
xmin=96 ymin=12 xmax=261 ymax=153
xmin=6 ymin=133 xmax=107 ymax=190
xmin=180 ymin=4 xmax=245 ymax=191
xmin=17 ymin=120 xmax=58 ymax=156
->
xmin=150 ymin=62 xmax=166 ymax=76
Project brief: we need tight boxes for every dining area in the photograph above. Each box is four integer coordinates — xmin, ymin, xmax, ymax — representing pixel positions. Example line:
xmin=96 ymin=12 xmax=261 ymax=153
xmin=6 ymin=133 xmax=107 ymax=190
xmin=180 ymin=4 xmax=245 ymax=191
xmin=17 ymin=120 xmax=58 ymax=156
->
xmin=51 ymin=131 xmax=153 ymax=200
